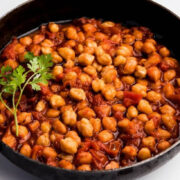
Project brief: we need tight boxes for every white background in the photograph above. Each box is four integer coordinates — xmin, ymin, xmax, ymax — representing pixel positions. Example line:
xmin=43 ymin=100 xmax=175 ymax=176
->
xmin=0 ymin=0 xmax=180 ymax=180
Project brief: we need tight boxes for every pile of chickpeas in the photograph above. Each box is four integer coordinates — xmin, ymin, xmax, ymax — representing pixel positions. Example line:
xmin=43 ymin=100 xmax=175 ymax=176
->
xmin=0 ymin=18 xmax=180 ymax=171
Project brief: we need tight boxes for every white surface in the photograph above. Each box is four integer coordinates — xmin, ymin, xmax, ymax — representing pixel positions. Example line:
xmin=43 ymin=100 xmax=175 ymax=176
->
xmin=0 ymin=0 xmax=180 ymax=180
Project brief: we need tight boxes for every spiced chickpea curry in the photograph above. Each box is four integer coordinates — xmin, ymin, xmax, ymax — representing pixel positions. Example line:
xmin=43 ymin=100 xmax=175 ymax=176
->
xmin=0 ymin=18 xmax=180 ymax=171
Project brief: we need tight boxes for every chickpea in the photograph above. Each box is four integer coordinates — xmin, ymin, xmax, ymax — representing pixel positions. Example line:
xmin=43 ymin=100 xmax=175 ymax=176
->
xmin=102 ymin=21 xmax=115 ymax=27
xmin=83 ymin=23 xmax=96 ymax=33
xmin=63 ymin=71 xmax=77 ymax=82
xmin=146 ymin=91 xmax=161 ymax=103
xmin=157 ymin=141 xmax=170 ymax=151
xmin=52 ymin=65 xmax=63 ymax=79
xmin=14 ymin=43 xmax=25 ymax=54
xmin=95 ymin=32 xmax=108 ymax=41
xmin=97 ymin=53 xmax=112 ymax=65
xmin=59 ymin=160 xmax=74 ymax=170
xmin=28 ymin=120 xmax=40 ymax=132
xmin=41 ymin=121 xmax=51 ymax=133
xmin=102 ymin=117 xmax=117 ymax=132
xmin=43 ymin=147 xmax=57 ymax=159
xmin=79 ymin=73 xmax=92 ymax=85
xmin=2 ymin=133 xmax=16 ymax=149
xmin=163 ymin=83 xmax=174 ymax=98
xmin=160 ymin=105 xmax=175 ymax=115
xmin=138 ymin=99 xmax=152 ymax=114
xmin=142 ymin=41 xmax=156 ymax=54
xmin=123 ymin=57 xmax=137 ymax=74
xmin=101 ymin=66 xmax=117 ymax=83
xmin=41 ymin=46 xmax=53 ymax=55
xmin=142 ymin=136 xmax=155 ymax=150
xmin=92 ymin=61 xmax=102 ymax=72
xmin=105 ymin=161 xmax=119 ymax=170
xmin=138 ymin=147 xmax=151 ymax=160
xmin=51 ymin=51 xmax=63 ymax=63
xmin=35 ymin=100 xmax=46 ymax=112
xmin=133 ymin=29 xmax=143 ymax=40
xmin=95 ymin=46 xmax=104 ymax=56
xmin=78 ymin=107 xmax=95 ymax=119
xmin=112 ymin=104 xmax=126 ymax=112
xmin=83 ymin=65 xmax=97 ymax=77
xmin=162 ymin=114 xmax=177 ymax=130
xmin=30 ymin=44 xmax=41 ymax=56
xmin=147 ymin=66 xmax=161 ymax=82
xmin=20 ymin=144 xmax=32 ymax=157
xmin=134 ymin=41 xmax=143 ymax=51
xmin=89 ymin=118 xmax=101 ymax=133
xmin=118 ymin=118 xmax=130 ymax=129
xmin=65 ymin=27 xmax=78 ymax=40
xmin=163 ymin=57 xmax=178 ymax=69
xmin=145 ymin=53 xmax=161 ymax=68
xmin=17 ymin=112 xmax=32 ymax=124
xmin=135 ymin=65 xmax=147 ymax=79
xmin=116 ymin=91 xmax=124 ymax=100
xmin=20 ymin=36 xmax=32 ymax=46
xmin=159 ymin=47 xmax=170 ymax=57
xmin=36 ymin=133 xmax=50 ymax=146
xmin=114 ymin=55 xmax=126 ymax=66
xmin=137 ymin=114 xmax=148 ymax=122
xmin=98 ymin=130 xmax=113 ymax=143
xmin=63 ymin=60 xmax=74 ymax=68
xmin=124 ymin=34 xmax=135 ymax=44
xmin=60 ymin=137 xmax=78 ymax=154
xmin=144 ymin=120 xmax=155 ymax=134
xmin=58 ymin=47 xmax=75 ymax=61
xmin=77 ymin=118 xmax=93 ymax=137
xmin=66 ymin=131 xmax=81 ymax=146
xmin=46 ymin=109 xmax=60 ymax=118
xmin=33 ymin=34 xmax=45 ymax=44
xmin=92 ymin=78 xmax=105 ymax=92
xmin=77 ymin=164 xmax=91 ymax=171
xmin=50 ymin=94 xmax=65 ymax=108
xmin=111 ymin=34 xmax=122 ymax=43
xmin=156 ymin=128 xmax=171 ymax=140
xmin=53 ymin=119 xmax=67 ymax=134
xmin=77 ymin=152 xmax=92 ymax=164
xmin=70 ymin=88 xmax=86 ymax=101
xmin=121 ymin=76 xmax=135 ymax=85
xmin=12 ymin=124 xmax=28 ymax=138
xmin=148 ymin=112 xmax=161 ymax=121
xmin=0 ymin=114 xmax=6 ymax=124
xmin=122 ymin=146 xmax=137 ymax=158
xmin=132 ymin=83 xmax=147 ymax=97
xmin=176 ymin=78 xmax=180 ymax=87
xmin=127 ymin=106 xmax=138 ymax=119
xmin=137 ymin=79 xmax=148 ymax=86
xmin=78 ymin=53 xmax=94 ymax=66
xmin=116 ymin=44 xmax=133 ymax=57
xmin=164 ymin=70 xmax=176 ymax=82
xmin=62 ymin=109 xmax=77 ymax=126
xmin=102 ymin=84 xmax=116 ymax=100
xmin=4 ymin=59 xmax=18 ymax=69
xmin=114 ymin=78 xmax=125 ymax=90
xmin=49 ymin=22 xmax=59 ymax=33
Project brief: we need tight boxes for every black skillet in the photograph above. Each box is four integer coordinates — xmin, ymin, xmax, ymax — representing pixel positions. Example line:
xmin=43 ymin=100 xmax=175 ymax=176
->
xmin=0 ymin=0 xmax=180 ymax=179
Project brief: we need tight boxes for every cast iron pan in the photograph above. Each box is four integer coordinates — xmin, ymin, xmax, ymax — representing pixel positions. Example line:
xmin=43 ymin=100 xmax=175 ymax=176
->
xmin=0 ymin=0 xmax=180 ymax=179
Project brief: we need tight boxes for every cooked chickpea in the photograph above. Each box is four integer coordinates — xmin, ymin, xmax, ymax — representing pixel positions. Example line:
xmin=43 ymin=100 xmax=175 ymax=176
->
xmin=58 ymin=47 xmax=75 ymax=61
xmin=62 ymin=108 xmax=77 ymax=126
xmin=83 ymin=65 xmax=97 ymax=77
xmin=138 ymin=99 xmax=152 ymax=114
xmin=164 ymin=70 xmax=176 ymax=82
xmin=53 ymin=119 xmax=67 ymax=134
xmin=101 ymin=66 xmax=117 ymax=83
xmin=134 ymin=41 xmax=143 ymax=51
xmin=70 ymin=88 xmax=86 ymax=101
xmin=79 ymin=73 xmax=92 ymax=85
xmin=89 ymin=118 xmax=101 ymax=133
xmin=102 ymin=84 xmax=116 ymax=100
xmin=46 ymin=109 xmax=60 ymax=118
xmin=137 ymin=79 xmax=148 ymax=86
xmin=35 ymin=100 xmax=46 ymax=112
xmin=163 ymin=83 xmax=174 ymax=98
xmin=51 ymin=51 xmax=63 ymax=63
xmin=28 ymin=120 xmax=40 ymax=132
xmin=137 ymin=114 xmax=148 ymax=122
xmin=17 ymin=112 xmax=32 ymax=124
xmin=77 ymin=164 xmax=91 ymax=171
xmin=114 ymin=55 xmax=126 ymax=66
xmin=121 ymin=76 xmax=135 ymax=85
xmin=105 ymin=161 xmax=119 ymax=170
xmin=127 ymin=106 xmax=138 ymax=119
xmin=0 ymin=114 xmax=5 ymax=124
xmin=41 ymin=46 xmax=53 ymax=54
xmin=138 ymin=147 xmax=151 ymax=160
xmin=20 ymin=144 xmax=32 ymax=157
xmin=52 ymin=65 xmax=63 ymax=78
xmin=36 ymin=133 xmax=50 ymax=146
xmin=77 ymin=152 xmax=92 ymax=164
xmin=33 ymin=34 xmax=45 ymax=44
xmin=43 ymin=147 xmax=57 ymax=159
xmin=97 ymin=53 xmax=112 ymax=65
xmin=116 ymin=91 xmax=124 ymax=100
xmin=146 ymin=91 xmax=161 ymax=103
xmin=102 ymin=117 xmax=117 ymax=132
xmin=65 ymin=27 xmax=78 ymax=40
xmin=112 ymin=104 xmax=126 ymax=112
xmin=132 ymin=83 xmax=147 ymax=97
xmin=135 ymin=65 xmax=147 ymax=79
xmin=66 ymin=131 xmax=81 ymax=146
xmin=116 ymin=44 xmax=133 ymax=57
xmin=123 ymin=57 xmax=137 ymax=74
xmin=118 ymin=118 xmax=130 ymax=129
xmin=50 ymin=94 xmax=65 ymax=108
xmin=4 ymin=59 xmax=18 ymax=69
xmin=142 ymin=41 xmax=156 ymax=54
xmin=60 ymin=137 xmax=78 ymax=154
xmin=162 ymin=114 xmax=177 ymax=130
xmin=98 ymin=130 xmax=113 ymax=143
xmin=157 ymin=141 xmax=170 ymax=151
xmin=122 ymin=146 xmax=137 ymax=158
xmin=83 ymin=23 xmax=96 ymax=33
xmin=142 ymin=136 xmax=155 ymax=150
xmin=49 ymin=22 xmax=59 ymax=33
xmin=12 ymin=125 xmax=28 ymax=138
xmin=92 ymin=78 xmax=105 ymax=92
xmin=78 ymin=107 xmax=95 ymax=119
xmin=160 ymin=104 xmax=175 ymax=115
xmin=144 ymin=120 xmax=155 ymax=134
xmin=156 ymin=128 xmax=171 ymax=140
xmin=78 ymin=53 xmax=94 ymax=66
xmin=147 ymin=66 xmax=161 ymax=82
xmin=41 ymin=121 xmax=51 ymax=133
xmin=77 ymin=118 xmax=93 ymax=137
xmin=20 ymin=36 xmax=32 ymax=46
xmin=159 ymin=47 xmax=170 ymax=57
xmin=176 ymin=78 xmax=180 ymax=87
xmin=59 ymin=160 xmax=74 ymax=170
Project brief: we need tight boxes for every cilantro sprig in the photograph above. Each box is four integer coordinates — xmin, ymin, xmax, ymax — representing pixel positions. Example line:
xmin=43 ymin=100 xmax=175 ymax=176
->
xmin=0 ymin=52 xmax=54 ymax=136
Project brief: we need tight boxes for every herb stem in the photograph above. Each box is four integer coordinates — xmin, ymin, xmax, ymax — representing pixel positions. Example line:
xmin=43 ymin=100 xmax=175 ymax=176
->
xmin=0 ymin=94 xmax=13 ymax=114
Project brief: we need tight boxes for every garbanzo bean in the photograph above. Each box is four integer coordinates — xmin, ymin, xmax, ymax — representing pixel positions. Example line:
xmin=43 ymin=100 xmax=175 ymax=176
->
xmin=164 ymin=69 xmax=176 ymax=82
xmin=89 ymin=118 xmax=101 ymax=133
xmin=35 ymin=100 xmax=46 ymax=112
xmin=49 ymin=22 xmax=59 ymax=33
xmin=132 ymin=83 xmax=147 ymax=97
xmin=76 ymin=152 xmax=92 ymax=164
xmin=46 ymin=109 xmax=60 ymax=118
xmin=147 ymin=66 xmax=161 ymax=82
xmin=70 ymin=88 xmax=86 ymax=101
xmin=97 ymin=53 xmax=112 ymax=65
xmin=59 ymin=160 xmax=75 ymax=170
xmin=92 ymin=78 xmax=105 ymax=92
xmin=66 ymin=131 xmax=81 ymax=146
xmin=157 ymin=141 xmax=170 ymax=151
xmin=50 ymin=94 xmax=65 ymax=108
xmin=127 ymin=106 xmax=138 ymax=119
xmin=58 ymin=47 xmax=75 ymax=61
xmin=36 ymin=133 xmax=50 ymax=146
xmin=138 ymin=99 xmax=152 ymax=114
xmin=122 ymin=146 xmax=137 ymax=158
xmin=114 ymin=55 xmax=127 ymax=66
xmin=138 ymin=147 xmax=151 ymax=160
xmin=163 ymin=83 xmax=175 ymax=98
xmin=102 ymin=84 xmax=116 ymax=100
xmin=78 ymin=53 xmax=94 ymax=66
xmin=62 ymin=108 xmax=77 ymax=126
xmin=53 ymin=119 xmax=67 ymax=134
xmin=162 ymin=114 xmax=177 ymax=130
xmin=102 ymin=117 xmax=117 ymax=132
xmin=77 ymin=164 xmax=91 ymax=171
xmin=146 ymin=91 xmax=161 ymax=103
xmin=142 ymin=136 xmax=155 ymax=150
xmin=105 ymin=161 xmax=119 ymax=170
xmin=98 ymin=130 xmax=113 ymax=143
xmin=41 ymin=121 xmax=51 ymax=133
xmin=20 ymin=36 xmax=32 ymax=46
xmin=160 ymin=104 xmax=175 ymax=115
xmin=20 ymin=144 xmax=32 ymax=157
xmin=135 ymin=65 xmax=147 ymax=79
xmin=123 ymin=57 xmax=137 ymax=74
xmin=101 ymin=66 xmax=117 ymax=83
